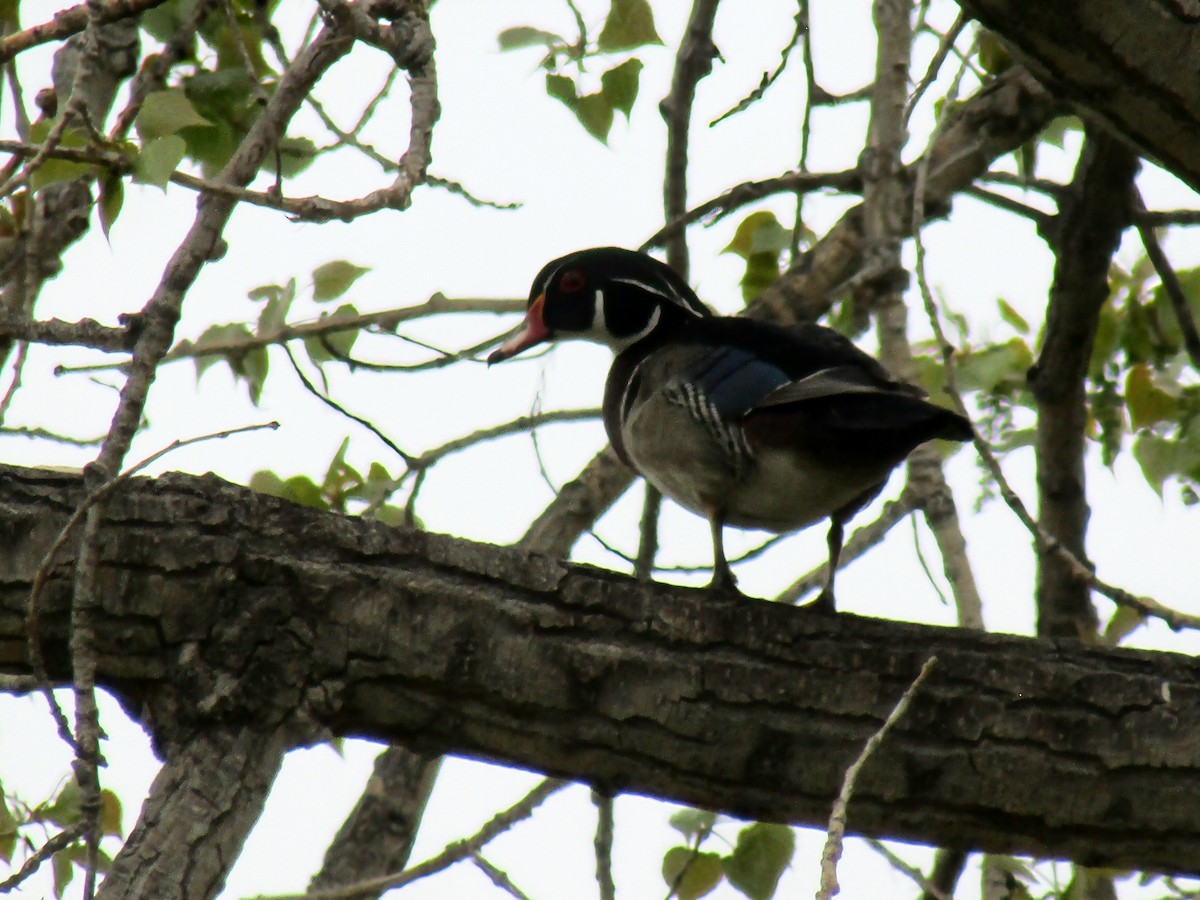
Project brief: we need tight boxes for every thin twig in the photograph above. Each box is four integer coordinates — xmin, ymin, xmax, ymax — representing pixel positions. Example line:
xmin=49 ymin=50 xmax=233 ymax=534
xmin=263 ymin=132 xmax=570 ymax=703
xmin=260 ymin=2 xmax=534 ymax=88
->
xmin=283 ymin=344 xmax=415 ymax=466
xmin=641 ymin=169 xmax=859 ymax=252
xmin=410 ymin=409 xmax=601 ymax=471
xmin=0 ymin=340 xmax=28 ymax=423
xmin=866 ymin=839 xmax=952 ymax=900
xmin=709 ymin=8 xmax=806 ymax=126
xmin=661 ymin=0 xmax=722 ymax=276
xmin=593 ymin=789 xmax=616 ymax=900
xmin=817 ymin=657 xmax=938 ymax=900
xmin=0 ymin=822 xmax=86 ymax=892
xmin=471 ymin=853 xmax=533 ymax=900
xmin=253 ymin=779 xmax=569 ymax=900
xmin=904 ymin=13 xmax=968 ymax=125
xmin=1134 ymin=187 xmax=1200 ymax=370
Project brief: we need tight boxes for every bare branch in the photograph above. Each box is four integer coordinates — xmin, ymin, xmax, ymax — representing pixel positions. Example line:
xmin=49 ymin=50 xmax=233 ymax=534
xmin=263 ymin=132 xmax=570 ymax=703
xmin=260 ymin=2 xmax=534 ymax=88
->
xmin=818 ymin=657 xmax=938 ymax=900
xmin=661 ymin=0 xmax=722 ymax=275
xmin=260 ymin=780 xmax=569 ymax=900
xmin=866 ymin=839 xmax=952 ymax=900
xmin=0 ymin=0 xmax=168 ymax=66
xmin=1134 ymin=188 xmax=1200 ymax=371
xmin=593 ymin=790 xmax=616 ymax=900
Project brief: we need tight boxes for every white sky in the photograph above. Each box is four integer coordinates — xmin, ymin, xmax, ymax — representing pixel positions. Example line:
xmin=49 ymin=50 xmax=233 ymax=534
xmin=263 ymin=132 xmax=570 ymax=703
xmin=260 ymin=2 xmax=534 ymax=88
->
xmin=2 ymin=1 xmax=1200 ymax=898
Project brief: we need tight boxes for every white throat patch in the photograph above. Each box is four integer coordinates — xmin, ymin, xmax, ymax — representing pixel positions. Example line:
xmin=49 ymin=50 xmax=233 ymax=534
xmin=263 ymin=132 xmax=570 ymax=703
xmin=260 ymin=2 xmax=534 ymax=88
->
xmin=589 ymin=289 xmax=663 ymax=351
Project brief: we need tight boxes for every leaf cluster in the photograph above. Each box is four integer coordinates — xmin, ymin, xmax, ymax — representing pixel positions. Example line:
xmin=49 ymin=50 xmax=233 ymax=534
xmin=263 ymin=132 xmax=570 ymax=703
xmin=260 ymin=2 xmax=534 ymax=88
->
xmin=499 ymin=0 xmax=663 ymax=143
xmin=662 ymin=809 xmax=795 ymax=900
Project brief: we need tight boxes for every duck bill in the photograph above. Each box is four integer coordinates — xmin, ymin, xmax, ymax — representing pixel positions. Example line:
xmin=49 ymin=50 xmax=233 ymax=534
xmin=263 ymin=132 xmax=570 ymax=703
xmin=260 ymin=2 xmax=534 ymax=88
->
xmin=488 ymin=293 xmax=549 ymax=363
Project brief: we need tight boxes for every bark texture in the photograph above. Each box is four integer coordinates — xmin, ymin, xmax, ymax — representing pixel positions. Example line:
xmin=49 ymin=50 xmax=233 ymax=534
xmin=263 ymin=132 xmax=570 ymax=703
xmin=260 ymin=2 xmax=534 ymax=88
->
xmin=97 ymin=727 xmax=290 ymax=900
xmin=957 ymin=0 xmax=1200 ymax=190
xmin=1030 ymin=132 xmax=1139 ymax=639
xmin=3 ymin=464 xmax=1200 ymax=876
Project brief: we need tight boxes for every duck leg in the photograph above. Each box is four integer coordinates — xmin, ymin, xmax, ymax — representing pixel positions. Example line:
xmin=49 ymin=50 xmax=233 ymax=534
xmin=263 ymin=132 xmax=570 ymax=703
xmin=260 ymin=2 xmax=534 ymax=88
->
xmin=809 ymin=514 xmax=845 ymax=615
xmin=809 ymin=482 xmax=888 ymax=614
xmin=707 ymin=513 xmax=740 ymax=593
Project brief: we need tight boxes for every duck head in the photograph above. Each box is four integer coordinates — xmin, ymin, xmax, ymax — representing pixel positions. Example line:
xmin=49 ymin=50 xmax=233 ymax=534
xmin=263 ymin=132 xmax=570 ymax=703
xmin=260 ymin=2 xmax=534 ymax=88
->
xmin=488 ymin=247 xmax=710 ymax=363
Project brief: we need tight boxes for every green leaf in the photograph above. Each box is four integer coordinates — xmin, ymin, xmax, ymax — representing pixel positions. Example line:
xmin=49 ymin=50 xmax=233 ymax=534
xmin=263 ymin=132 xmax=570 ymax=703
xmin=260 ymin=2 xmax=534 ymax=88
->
xmin=373 ymin=505 xmax=409 ymax=527
xmin=1102 ymin=605 xmax=1146 ymax=647
xmin=544 ymin=72 xmax=616 ymax=143
xmin=598 ymin=0 xmax=663 ymax=51
xmin=723 ymin=212 xmax=789 ymax=302
xmin=0 ymin=796 xmax=15 ymax=836
xmin=1134 ymin=432 xmax=1178 ymax=495
xmin=574 ymin=92 xmax=615 ymax=142
xmin=0 ymin=831 xmax=15 ymax=864
xmin=1149 ymin=266 xmax=1200 ymax=355
xmin=136 ymin=89 xmax=211 ymax=140
xmin=1039 ymin=115 xmax=1082 ymax=150
xmin=133 ymin=134 xmax=186 ymax=190
xmin=977 ymin=30 xmax=1012 ymax=74
xmin=258 ymin=295 xmax=291 ymax=337
xmin=662 ymin=847 xmax=724 ymax=900
xmin=722 ymin=211 xmax=789 ymax=260
xmin=1090 ymin=377 xmax=1125 ymax=467
xmin=242 ymin=346 xmax=269 ymax=404
xmin=601 ymin=58 xmax=643 ymax=118
xmin=954 ymin=339 xmax=1034 ymax=395
xmin=996 ymin=298 xmax=1030 ymax=335
xmin=280 ymin=475 xmax=326 ymax=509
xmin=669 ymin=808 xmax=717 ymax=841
xmin=498 ymin=26 xmax=564 ymax=51
xmin=98 ymin=173 xmax=124 ymax=239
xmin=546 ymin=73 xmax=577 ymax=105
xmin=278 ymin=136 xmax=318 ymax=178
xmin=28 ymin=126 xmax=96 ymax=191
xmin=249 ymin=470 xmax=287 ymax=498
xmin=142 ymin=1 xmax=197 ymax=44
xmin=100 ymin=789 xmax=122 ymax=837
xmin=40 ymin=780 xmax=82 ymax=827
xmin=1125 ymin=363 xmax=1178 ymax=430
xmin=191 ymin=323 xmax=253 ymax=379
xmin=53 ymin=847 xmax=75 ymax=899
xmin=304 ymin=304 xmax=361 ymax=364
xmin=1089 ymin=302 xmax=1121 ymax=379
xmin=313 ymin=260 xmax=370 ymax=303
xmin=722 ymin=823 xmax=795 ymax=900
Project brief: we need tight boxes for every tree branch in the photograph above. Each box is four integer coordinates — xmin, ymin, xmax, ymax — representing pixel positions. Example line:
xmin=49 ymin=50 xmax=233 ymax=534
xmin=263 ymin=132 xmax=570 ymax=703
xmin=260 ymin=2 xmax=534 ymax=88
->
xmin=4 ymin=464 xmax=1200 ymax=876
xmin=1028 ymin=130 xmax=1139 ymax=640
xmin=956 ymin=0 xmax=1200 ymax=191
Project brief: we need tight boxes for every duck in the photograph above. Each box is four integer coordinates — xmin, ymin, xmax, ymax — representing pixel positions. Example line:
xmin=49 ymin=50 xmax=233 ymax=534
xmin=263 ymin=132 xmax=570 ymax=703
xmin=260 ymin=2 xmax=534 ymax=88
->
xmin=488 ymin=246 xmax=972 ymax=611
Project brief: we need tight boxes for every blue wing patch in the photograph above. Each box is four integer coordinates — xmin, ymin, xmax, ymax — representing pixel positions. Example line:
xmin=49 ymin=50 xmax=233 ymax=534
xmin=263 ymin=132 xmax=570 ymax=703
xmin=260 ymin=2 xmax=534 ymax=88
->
xmin=681 ymin=346 xmax=790 ymax=418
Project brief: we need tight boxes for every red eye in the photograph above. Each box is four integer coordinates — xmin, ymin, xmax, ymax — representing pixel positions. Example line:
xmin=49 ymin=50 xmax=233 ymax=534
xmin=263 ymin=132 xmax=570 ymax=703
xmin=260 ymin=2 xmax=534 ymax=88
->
xmin=558 ymin=269 xmax=587 ymax=293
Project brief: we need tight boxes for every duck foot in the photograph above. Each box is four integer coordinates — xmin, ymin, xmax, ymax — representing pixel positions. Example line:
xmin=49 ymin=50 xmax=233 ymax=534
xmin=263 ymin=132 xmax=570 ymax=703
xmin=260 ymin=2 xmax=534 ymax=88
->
xmin=806 ymin=588 xmax=838 ymax=615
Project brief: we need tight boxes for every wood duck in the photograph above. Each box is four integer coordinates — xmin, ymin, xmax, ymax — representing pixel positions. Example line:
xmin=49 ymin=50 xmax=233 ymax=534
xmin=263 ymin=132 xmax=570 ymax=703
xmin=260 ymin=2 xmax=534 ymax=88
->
xmin=489 ymin=247 xmax=972 ymax=611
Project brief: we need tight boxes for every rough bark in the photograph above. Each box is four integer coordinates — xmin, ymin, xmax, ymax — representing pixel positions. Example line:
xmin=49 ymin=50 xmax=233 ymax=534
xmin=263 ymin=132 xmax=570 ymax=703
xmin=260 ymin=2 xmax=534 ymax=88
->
xmin=3 ymin=464 xmax=1200 ymax=876
xmin=97 ymin=726 xmax=290 ymax=900
xmin=957 ymin=0 xmax=1200 ymax=191
xmin=1029 ymin=132 xmax=1139 ymax=640
xmin=308 ymin=749 xmax=440 ymax=892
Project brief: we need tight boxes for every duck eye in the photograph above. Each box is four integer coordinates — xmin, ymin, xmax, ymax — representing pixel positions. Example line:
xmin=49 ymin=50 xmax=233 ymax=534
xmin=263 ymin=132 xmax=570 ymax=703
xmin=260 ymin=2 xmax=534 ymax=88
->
xmin=558 ymin=269 xmax=587 ymax=293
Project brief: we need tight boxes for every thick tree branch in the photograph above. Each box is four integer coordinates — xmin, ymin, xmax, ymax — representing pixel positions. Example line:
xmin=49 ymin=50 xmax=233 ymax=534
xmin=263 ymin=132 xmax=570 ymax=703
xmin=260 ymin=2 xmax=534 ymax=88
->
xmin=3 ymin=464 xmax=1200 ymax=876
xmin=309 ymin=750 xmax=440 ymax=892
xmin=1028 ymin=131 xmax=1139 ymax=640
xmin=97 ymin=727 xmax=291 ymax=900
xmin=956 ymin=0 xmax=1200 ymax=191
